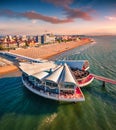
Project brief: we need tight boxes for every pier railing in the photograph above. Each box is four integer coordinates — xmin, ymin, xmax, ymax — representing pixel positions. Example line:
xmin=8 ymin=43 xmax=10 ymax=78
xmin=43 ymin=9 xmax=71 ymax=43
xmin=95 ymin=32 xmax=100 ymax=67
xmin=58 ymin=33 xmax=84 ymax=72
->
xmin=91 ymin=74 xmax=116 ymax=85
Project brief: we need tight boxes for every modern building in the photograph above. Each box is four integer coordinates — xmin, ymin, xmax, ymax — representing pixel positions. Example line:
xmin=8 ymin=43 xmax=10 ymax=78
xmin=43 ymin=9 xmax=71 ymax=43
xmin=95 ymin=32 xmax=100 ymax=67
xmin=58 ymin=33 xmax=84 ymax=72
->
xmin=19 ymin=60 xmax=94 ymax=102
xmin=35 ymin=35 xmax=41 ymax=44
xmin=41 ymin=34 xmax=55 ymax=44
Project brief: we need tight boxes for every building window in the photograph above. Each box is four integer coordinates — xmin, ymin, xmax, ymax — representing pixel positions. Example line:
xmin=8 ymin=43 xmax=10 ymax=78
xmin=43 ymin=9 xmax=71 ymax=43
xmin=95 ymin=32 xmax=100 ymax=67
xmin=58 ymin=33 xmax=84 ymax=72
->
xmin=64 ymin=84 xmax=74 ymax=88
xmin=46 ymin=81 xmax=52 ymax=86
xmin=46 ymin=81 xmax=58 ymax=88
xmin=52 ymin=83 xmax=58 ymax=87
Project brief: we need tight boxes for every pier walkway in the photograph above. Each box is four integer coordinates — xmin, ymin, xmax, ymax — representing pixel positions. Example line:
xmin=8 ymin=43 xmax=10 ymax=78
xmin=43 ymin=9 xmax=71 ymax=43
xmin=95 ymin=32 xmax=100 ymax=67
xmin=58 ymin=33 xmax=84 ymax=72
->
xmin=91 ymin=74 xmax=116 ymax=85
xmin=0 ymin=51 xmax=45 ymax=63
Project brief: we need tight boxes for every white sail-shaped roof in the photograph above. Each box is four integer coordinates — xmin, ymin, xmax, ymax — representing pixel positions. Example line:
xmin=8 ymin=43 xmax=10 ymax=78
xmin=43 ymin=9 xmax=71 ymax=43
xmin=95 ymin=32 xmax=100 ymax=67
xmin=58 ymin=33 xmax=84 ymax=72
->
xmin=19 ymin=62 xmax=39 ymax=75
xmin=19 ymin=62 xmax=57 ymax=75
xmin=45 ymin=65 xmax=64 ymax=83
xmin=32 ymin=71 xmax=49 ymax=80
xmin=20 ymin=61 xmax=78 ymax=86
xmin=60 ymin=63 xmax=77 ymax=86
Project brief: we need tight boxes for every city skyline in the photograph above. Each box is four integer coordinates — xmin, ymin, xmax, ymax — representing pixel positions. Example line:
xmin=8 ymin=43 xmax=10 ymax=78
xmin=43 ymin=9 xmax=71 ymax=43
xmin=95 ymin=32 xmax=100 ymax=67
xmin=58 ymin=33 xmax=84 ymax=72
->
xmin=0 ymin=0 xmax=116 ymax=35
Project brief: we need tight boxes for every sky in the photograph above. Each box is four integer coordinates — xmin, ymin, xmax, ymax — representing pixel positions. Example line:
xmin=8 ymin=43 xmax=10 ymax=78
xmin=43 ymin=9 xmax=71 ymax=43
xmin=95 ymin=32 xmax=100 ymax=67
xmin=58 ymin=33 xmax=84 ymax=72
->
xmin=0 ymin=0 xmax=116 ymax=35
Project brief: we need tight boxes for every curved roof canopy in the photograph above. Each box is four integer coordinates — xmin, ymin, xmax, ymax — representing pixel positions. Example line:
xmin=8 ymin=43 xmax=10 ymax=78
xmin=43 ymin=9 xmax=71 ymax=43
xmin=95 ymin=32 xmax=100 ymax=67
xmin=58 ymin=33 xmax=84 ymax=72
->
xmin=56 ymin=60 xmax=89 ymax=70
xmin=19 ymin=61 xmax=57 ymax=75
xmin=45 ymin=63 xmax=77 ymax=86
xmin=45 ymin=65 xmax=63 ymax=83
xmin=20 ymin=61 xmax=78 ymax=87
xmin=32 ymin=71 xmax=49 ymax=80
xmin=60 ymin=63 xmax=77 ymax=86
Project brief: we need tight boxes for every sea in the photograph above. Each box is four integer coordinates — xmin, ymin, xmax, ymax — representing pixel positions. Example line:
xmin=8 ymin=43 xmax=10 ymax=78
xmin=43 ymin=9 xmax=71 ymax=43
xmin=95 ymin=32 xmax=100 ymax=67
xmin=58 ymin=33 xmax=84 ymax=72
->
xmin=0 ymin=36 xmax=116 ymax=130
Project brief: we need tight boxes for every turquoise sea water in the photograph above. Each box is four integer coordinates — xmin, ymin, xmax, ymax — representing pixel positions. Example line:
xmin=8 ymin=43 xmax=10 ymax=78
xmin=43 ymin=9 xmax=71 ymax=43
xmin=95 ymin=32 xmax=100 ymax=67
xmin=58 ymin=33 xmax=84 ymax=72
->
xmin=0 ymin=36 xmax=116 ymax=130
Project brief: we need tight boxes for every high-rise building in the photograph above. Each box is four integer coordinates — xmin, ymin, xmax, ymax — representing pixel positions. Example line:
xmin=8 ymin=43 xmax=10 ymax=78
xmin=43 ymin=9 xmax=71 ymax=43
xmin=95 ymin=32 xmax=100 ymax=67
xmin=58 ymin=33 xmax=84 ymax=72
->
xmin=35 ymin=35 xmax=41 ymax=44
xmin=41 ymin=34 xmax=55 ymax=44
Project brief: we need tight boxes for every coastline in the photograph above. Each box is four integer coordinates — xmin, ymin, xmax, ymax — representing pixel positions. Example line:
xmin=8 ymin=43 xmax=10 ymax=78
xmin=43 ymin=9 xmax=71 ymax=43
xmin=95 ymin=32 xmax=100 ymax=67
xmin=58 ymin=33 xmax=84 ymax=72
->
xmin=0 ymin=38 xmax=92 ymax=76
xmin=10 ymin=38 xmax=92 ymax=59
xmin=40 ymin=39 xmax=91 ymax=59
xmin=0 ymin=65 xmax=18 ymax=76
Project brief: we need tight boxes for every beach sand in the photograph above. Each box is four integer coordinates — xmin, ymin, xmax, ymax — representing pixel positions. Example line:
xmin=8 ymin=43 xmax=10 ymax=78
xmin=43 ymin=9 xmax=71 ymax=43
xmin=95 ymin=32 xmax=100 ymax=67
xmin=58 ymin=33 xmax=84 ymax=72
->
xmin=0 ymin=38 xmax=92 ymax=75
xmin=0 ymin=65 xmax=18 ymax=76
xmin=10 ymin=38 xmax=91 ymax=59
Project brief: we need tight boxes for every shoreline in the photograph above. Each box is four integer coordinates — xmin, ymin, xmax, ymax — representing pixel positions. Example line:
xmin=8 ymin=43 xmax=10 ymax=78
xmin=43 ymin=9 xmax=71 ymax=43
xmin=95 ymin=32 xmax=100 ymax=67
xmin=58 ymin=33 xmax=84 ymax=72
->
xmin=10 ymin=38 xmax=92 ymax=59
xmin=44 ymin=39 xmax=91 ymax=59
xmin=0 ymin=65 xmax=18 ymax=76
xmin=0 ymin=38 xmax=92 ymax=76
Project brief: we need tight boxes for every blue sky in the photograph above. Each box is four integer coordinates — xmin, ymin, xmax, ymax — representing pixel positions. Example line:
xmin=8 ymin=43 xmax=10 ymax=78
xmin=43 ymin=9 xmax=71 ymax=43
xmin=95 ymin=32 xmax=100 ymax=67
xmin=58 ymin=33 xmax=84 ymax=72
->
xmin=0 ymin=0 xmax=116 ymax=35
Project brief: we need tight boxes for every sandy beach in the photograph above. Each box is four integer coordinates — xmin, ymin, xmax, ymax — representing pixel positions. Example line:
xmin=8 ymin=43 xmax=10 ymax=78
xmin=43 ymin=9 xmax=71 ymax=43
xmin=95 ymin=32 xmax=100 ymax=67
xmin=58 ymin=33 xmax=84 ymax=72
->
xmin=10 ymin=38 xmax=92 ymax=59
xmin=0 ymin=57 xmax=19 ymax=76
xmin=0 ymin=38 xmax=92 ymax=75
xmin=0 ymin=65 xmax=18 ymax=75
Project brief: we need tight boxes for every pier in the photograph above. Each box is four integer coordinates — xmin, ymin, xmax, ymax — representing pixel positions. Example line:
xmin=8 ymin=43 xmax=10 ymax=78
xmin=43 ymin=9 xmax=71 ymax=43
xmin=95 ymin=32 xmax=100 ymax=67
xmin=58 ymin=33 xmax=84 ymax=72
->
xmin=0 ymin=51 xmax=44 ymax=63
xmin=91 ymin=74 xmax=116 ymax=86
xmin=0 ymin=51 xmax=116 ymax=87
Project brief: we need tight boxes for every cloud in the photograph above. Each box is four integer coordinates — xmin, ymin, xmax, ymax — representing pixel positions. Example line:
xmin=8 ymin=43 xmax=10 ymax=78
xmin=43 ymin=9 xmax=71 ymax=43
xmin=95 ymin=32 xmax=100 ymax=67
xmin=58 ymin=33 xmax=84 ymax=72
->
xmin=42 ymin=0 xmax=93 ymax=22
xmin=43 ymin=0 xmax=73 ymax=6
xmin=22 ymin=11 xmax=73 ymax=23
xmin=63 ymin=6 xmax=93 ymax=20
xmin=0 ymin=8 xmax=93 ymax=24
xmin=0 ymin=9 xmax=73 ymax=24
xmin=43 ymin=0 xmax=93 ymax=21
xmin=105 ymin=16 xmax=116 ymax=20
